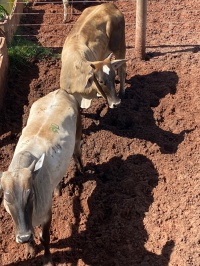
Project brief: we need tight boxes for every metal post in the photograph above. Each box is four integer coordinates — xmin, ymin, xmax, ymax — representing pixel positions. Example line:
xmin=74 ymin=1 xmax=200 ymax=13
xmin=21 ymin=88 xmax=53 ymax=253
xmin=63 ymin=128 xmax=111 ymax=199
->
xmin=135 ymin=0 xmax=147 ymax=60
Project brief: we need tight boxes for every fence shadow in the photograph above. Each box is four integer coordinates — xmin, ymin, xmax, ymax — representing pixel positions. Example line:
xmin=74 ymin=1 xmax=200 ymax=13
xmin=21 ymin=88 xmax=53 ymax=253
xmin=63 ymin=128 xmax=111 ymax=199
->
xmin=146 ymin=44 xmax=200 ymax=58
xmin=83 ymin=70 xmax=193 ymax=154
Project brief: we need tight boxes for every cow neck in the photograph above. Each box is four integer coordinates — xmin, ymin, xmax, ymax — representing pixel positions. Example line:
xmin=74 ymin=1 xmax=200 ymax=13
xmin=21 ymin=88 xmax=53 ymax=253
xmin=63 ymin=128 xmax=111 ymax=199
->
xmin=60 ymin=88 xmax=80 ymax=106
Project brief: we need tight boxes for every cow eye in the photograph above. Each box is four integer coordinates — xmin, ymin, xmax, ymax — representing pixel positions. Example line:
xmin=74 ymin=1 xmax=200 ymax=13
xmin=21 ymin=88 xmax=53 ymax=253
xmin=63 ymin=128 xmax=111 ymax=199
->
xmin=99 ymin=79 xmax=106 ymax=86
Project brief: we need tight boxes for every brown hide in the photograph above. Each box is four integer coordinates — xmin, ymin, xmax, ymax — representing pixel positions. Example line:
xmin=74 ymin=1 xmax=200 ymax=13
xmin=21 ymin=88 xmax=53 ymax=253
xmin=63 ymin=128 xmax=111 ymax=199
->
xmin=60 ymin=3 xmax=127 ymax=108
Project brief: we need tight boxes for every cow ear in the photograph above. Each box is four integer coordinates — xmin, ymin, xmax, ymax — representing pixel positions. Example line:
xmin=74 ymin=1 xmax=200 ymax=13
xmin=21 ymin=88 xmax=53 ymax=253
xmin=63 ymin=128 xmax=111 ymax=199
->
xmin=85 ymin=75 xmax=94 ymax=89
xmin=111 ymin=59 xmax=128 ymax=70
xmin=34 ymin=153 xmax=45 ymax=172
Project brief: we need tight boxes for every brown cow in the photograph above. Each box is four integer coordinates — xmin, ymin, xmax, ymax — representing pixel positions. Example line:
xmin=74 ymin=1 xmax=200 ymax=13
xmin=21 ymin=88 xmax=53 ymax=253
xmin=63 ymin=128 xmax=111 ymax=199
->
xmin=60 ymin=3 xmax=127 ymax=109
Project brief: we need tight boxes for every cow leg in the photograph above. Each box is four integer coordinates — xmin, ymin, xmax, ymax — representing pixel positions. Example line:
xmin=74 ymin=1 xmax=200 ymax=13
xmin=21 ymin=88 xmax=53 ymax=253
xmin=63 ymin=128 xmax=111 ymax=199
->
xmin=69 ymin=3 xmax=73 ymax=21
xmin=73 ymin=111 xmax=84 ymax=173
xmin=118 ymin=60 xmax=126 ymax=98
xmin=26 ymin=239 xmax=37 ymax=259
xmin=63 ymin=0 xmax=68 ymax=23
xmin=110 ymin=30 xmax=126 ymax=98
xmin=73 ymin=153 xmax=83 ymax=173
xmin=63 ymin=0 xmax=73 ymax=23
xmin=40 ymin=210 xmax=53 ymax=266
xmin=111 ymin=49 xmax=126 ymax=98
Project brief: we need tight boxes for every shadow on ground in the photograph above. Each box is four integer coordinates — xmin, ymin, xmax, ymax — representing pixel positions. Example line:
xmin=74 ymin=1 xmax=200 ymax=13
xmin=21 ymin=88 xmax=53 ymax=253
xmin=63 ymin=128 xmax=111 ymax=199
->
xmin=83 ymin=70 xmax=193 ymax=154
xmin=0 ymin=62 xmax=39 ymax=148
xmin=4 ymin=154 xmax=174 ymax=266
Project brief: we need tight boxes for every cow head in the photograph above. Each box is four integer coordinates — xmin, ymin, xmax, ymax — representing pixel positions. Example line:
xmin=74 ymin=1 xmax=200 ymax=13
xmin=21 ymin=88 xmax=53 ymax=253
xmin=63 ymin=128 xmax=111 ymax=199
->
xmin=61 ymin=53 xmax=127 ymax=109
xmin=90 ymin=53 xmax=127 ymax=108
xmin=0 ymin=154 xmax=45 ymax=244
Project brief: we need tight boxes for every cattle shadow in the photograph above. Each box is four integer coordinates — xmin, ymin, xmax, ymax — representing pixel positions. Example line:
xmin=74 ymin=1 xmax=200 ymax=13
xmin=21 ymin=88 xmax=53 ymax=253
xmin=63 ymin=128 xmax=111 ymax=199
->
xmin=0 ymin=61 xmax=39 ymax=149
xmin=83 ymin=70 xmax=192 ymax=154
xmin=69 ymin=155 xmax=175 ymax=266
xmin=2 ymin=154 xmax=175 ymax=266
xmin=0 ymin=7 xmax=46 ymax=150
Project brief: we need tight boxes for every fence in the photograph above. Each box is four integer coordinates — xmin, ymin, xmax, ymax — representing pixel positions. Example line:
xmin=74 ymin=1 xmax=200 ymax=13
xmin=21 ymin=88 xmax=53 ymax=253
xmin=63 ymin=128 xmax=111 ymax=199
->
xmin=1 ymin=1 xmax=200 ymax=49
xmin=0 ymin=0 xmax=200 ymax=109
xmin=0 ymin=0 xmax=23 ymax=43
xmin=0 ymin=0 xmax=23 ymax=110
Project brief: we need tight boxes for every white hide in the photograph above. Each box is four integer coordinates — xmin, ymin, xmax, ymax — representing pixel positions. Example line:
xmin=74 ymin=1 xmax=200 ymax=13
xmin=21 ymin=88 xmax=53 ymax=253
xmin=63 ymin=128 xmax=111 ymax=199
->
xmin=7 ymin=90 xmax=79 ymax=226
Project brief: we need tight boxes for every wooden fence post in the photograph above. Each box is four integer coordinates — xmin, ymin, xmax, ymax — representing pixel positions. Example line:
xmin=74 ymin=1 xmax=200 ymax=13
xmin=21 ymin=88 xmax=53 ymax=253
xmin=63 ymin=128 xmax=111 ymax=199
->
xmin=135 ymin=0 xmax=147 ymax=60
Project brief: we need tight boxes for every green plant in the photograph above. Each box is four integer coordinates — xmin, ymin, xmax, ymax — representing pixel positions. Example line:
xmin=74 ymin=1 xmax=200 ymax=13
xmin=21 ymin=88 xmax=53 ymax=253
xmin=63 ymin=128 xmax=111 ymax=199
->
xmin=0 ymin=5 xmax=9 ymax=22
xmin=8 ymin=33 xmax=60 ymax=75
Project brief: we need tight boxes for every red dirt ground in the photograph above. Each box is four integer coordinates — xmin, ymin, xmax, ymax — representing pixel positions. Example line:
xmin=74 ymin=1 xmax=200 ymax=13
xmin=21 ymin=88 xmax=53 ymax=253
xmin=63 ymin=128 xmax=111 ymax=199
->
xmin=0 ymin=0 xmax=200 ymax=265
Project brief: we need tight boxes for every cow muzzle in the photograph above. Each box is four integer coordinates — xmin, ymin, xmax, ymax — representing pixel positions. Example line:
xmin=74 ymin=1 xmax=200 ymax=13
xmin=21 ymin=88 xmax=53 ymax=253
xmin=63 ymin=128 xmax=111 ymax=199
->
xmin=16 ymin=231 xmax=33 ymax=244
xmin=108 ymin=97 xmax=121 ymax=109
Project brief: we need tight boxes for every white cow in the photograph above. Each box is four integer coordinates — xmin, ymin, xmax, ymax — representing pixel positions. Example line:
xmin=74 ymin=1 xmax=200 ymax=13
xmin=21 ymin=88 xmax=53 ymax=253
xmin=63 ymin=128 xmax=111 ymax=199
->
xmin=60 ymin=2 xmax=127 ymax=109
xmin=0 ymin=89 xmax=82 ymax=266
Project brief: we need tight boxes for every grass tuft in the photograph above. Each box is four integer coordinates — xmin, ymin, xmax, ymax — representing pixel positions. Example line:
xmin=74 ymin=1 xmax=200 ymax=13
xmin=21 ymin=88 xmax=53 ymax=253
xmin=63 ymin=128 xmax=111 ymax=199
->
xmin=8 ymin=32 xmax=60 ymax=75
